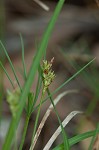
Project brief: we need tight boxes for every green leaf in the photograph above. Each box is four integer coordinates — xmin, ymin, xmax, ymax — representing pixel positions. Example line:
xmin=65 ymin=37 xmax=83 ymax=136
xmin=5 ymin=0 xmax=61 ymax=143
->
xmin=0 ymin=41 xmax=21 ymax=90
xmin=47 ymin=89 xmax=70 ymax=150
xmin=20 ymin=33 xmax=27 ymax=80
xmin=52 ymin=129 xmax=99 ymax=150
xmin=34 ymin=58 xmax=95 ymax=111
xmin=27 ymin=92 xmax=34 ymax=115
xmin=2 ymin=0 xmax=65 ymax=149
xmin=0 ymin=61 xmax=14 ymax=88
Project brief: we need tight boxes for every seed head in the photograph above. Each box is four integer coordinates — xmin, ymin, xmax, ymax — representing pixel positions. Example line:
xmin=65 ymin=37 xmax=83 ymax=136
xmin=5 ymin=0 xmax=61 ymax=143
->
xmin=42 ymin=58 xmax=55 ymax=93
xmin=7 ymin=88 xmax=21 ymax=117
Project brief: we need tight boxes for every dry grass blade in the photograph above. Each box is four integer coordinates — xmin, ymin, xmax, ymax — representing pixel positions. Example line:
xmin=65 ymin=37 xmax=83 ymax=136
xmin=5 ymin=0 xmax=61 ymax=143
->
xmin=43 ymin=111 xmax=83 ymax=150
xmin=32 ymin=90 xmax=78 ymax=149
xmin=33 ymin=0 xmax=49 ymax=11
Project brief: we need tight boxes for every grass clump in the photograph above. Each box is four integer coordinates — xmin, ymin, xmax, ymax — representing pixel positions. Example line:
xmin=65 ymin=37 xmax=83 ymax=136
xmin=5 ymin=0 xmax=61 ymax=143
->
xmin=0 ymin=0 xmax=98 ymax=150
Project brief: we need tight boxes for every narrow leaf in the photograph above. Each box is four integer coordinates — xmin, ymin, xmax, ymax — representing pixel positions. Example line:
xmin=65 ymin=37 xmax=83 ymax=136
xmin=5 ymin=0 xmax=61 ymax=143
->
xmin=0 ymin=41 xmax=21 ymax=90
xmin=43 ymin=111 xmax=83 ymax=150
xmin=0 ymin=61 xmax=14 ymax=88
xmin=2 ymin=0 xmax=65 ymax=149
xmin=42 ymin=58 xmax=96 ymax=105
xmin=34 ymin=58 xmax=95 ymax=112
xmin=32 ymin=90 xmax=77 ymax=149
xmin=53 ymin=129 xmax=99 ymax=150
xmin=20 ymin=33 xmax=27 ymax=80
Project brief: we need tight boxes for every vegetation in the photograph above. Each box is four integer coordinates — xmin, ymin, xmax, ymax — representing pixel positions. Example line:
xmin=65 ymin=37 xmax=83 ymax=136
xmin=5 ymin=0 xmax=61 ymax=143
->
xmin=0 ymin=0 xmax=99 ymax=149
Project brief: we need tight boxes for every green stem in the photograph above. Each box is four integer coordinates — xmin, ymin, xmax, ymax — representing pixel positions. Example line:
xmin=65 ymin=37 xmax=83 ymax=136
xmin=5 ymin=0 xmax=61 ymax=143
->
xmin=29 ymin=92 xmax=44 ymax=150
xmin=19 ymin=115 xmax=30 ymax=150
xmin=2 ymin=0 xmax=65 ymax=149
xmin=14 ymin=132 xmax=18 ymax=150
xmin=47 ymin=89 xmax=70 ymax=149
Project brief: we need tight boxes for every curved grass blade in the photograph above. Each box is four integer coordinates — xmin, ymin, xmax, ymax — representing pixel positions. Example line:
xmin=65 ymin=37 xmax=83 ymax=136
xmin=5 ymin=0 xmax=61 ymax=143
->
xmin=32 ymin=90 xmax=77 ymax=149
xmin=52 ymin=129 xmax=99 ymax=150
xmin=0 ymin=41 xmax=21 ymax=90
xmin=47 ymin=89 xmax=70 ymax=150
xmin=44 ymin=111 xmax=82 ymax=150
xmin=2 ymin=0 xmax=65 ymax=149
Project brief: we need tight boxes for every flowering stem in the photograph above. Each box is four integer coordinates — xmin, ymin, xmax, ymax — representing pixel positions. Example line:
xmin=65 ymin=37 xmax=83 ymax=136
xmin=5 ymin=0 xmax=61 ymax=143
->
xmin=29 ymin=92 xmax=44 ymax=150
xmin=19 ymin=115 xmax=30 ymax=150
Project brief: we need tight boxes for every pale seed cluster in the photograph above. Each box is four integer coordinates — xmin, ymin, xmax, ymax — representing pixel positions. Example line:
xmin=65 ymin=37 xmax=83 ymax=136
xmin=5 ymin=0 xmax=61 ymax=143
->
xmin=42 ymin=58 xmax=55 ymax=94
xmin=7 ymin=88 xmax=21 ymax=117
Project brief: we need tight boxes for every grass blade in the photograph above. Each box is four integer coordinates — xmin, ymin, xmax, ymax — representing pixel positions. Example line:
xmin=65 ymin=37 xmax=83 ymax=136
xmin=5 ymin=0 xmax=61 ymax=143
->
xmin=31 ymin=66 xmax=42 ymax=110
xmin=53 ymin=129 xmax=99 ymax=150
xmin=44 ymin=111 xmax=82 ymax=150
xmin=32 ymin=90 xmax=77 ymax=149
xmin=0 ymin=61 xmax=14 ymax=88
xmin=2 ymin=0 xmax=65 ymax=149
xmin=20 ymin=33 xmax=27 ymax=80
xmin=47 ymin=89 xmax=70 ymax=150
xmin=0 ymin=41 xmax=21 ymax=90
xmin=46 ymin=58 xmax=95 ymax=99
xmin=33 ymin=58 xmax=95 ymax=112
xmin=48 ymin=58 xmax=95 ymax=97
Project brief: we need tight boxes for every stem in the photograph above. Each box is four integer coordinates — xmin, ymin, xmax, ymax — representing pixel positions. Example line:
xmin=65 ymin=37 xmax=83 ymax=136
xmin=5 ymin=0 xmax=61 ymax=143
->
xmin=19 ymin=115 xmax=30 ymax=150
xmin=32 ymin=90 xmax=77 ymax=149
xmin=29 ymin=92 xmax=44 ymax=150
xmin=2 ymin=0 xmax=65 ymax=149
xmin=14 ymin=132 xmax=18 ymax=150
xmin=47 ymin=89 xmax=70 ymax=149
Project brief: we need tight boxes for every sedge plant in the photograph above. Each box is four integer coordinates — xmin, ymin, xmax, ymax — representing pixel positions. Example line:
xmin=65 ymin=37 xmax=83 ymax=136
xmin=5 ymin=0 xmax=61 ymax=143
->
xmin=0 ymin=0 xmax=98 ymax=150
